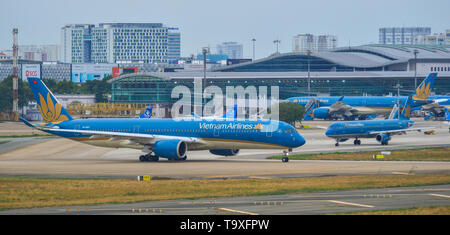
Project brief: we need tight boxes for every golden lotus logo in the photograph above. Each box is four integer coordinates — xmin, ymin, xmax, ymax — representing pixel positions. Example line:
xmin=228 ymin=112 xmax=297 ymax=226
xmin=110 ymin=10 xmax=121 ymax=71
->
xmin=38 ymin=92 xmax=69 ymax=123
xmin=412 ymin=82 xmax=431 ymax=100
xmin=403 ymin=105 xmax=411 ymax=117
xmin=254 ymin=123 xmax=263 ymax=129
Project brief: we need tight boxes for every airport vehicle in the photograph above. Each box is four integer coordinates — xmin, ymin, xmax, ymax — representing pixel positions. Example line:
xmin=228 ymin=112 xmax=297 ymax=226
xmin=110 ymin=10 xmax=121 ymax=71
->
xmin=325 ymin=95 xmax=433 ymax=146
xmin=286 ymin=73 xmax=438 ymax=120
xmin=21 ymin=77 xmax=305 ymax=162
xmin=422 ymin=96 xmax=450 ymax=120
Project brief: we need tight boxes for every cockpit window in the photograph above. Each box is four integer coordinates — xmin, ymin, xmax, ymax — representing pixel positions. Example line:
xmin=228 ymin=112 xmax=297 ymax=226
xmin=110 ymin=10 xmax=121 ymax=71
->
xmin=284 ymin=128 xmax=296 ymax=133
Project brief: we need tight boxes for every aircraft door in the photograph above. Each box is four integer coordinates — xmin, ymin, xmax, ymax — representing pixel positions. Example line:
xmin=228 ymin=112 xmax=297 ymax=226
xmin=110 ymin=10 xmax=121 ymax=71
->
xmin=265 ymin=125 xmax=273 ymax=137
xmin=74 ymin=124 xmax=81 ymax=137
xmin=214 ymin=127 xmax=220 ymax=137
xmin=133 ymin=125 xmax=141 ymax=134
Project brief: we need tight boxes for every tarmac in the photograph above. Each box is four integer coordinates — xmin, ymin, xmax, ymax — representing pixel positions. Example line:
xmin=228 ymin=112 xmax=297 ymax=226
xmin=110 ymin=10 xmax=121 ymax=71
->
xmin=0 ymin=119 xmax=449 ymax=214
xmin=0 ymin=119 xmax=449 ymax=179
xmin=2 ymin=184 xmax=449 ymax=215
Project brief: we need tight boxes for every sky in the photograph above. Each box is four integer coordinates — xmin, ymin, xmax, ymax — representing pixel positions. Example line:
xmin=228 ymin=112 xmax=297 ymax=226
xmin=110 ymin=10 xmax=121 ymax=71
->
xmin=1 ymin=0 xmax=449 ymax=59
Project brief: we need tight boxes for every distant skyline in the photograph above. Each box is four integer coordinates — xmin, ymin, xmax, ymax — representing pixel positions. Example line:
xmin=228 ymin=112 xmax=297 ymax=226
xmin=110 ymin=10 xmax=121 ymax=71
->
xmin=1 ymin=0 xmax=449 ymax=60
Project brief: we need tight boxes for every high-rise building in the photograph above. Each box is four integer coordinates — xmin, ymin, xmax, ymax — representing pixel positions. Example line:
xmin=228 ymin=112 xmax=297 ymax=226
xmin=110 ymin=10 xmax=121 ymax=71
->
xmin=216 ymin=42 xmax=243 ymax=59
xmin=61 ymin=23 xmax=181 ymax=64
xmin=17 ymin=45 xmax=59 ymax=62
xmin=60 ymin=24 xmax=95 ymax=63
xmin=447 ymin=30 xmax=450 ymax=45
xmin=413 ymin=34 xmax=446 ymax=45
xmin=167 ymin=28 xmax=181 ymax=64
xmin=379 ymin=27 xmax=431 ymax=45
xmin=292 ymin=34 xmax=337 ymax=53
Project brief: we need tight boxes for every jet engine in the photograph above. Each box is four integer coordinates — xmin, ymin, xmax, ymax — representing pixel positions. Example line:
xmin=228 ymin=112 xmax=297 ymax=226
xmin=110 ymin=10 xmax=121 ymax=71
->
xmin=312 ymin=107 xmax=330 ymax=119
xmin=209 ymin=149 xmax=240 ymax=156
xmin=153 ymin=139 xmax=187 ymax=159
xmin=376 ymin=133 xmax=391 ymax=145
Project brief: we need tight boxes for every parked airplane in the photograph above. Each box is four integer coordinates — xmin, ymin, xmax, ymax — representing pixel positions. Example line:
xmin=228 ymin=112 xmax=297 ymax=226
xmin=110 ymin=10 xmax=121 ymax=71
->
xmin=325 ymin=95 xmax=433 ymax=146
xmin=286 ymin=73 xmax=438 ymax=120
xmin=21 ymin=77 xmax=305 ymax=162
xmin=138 ymin=106 xmax=153 ymax=118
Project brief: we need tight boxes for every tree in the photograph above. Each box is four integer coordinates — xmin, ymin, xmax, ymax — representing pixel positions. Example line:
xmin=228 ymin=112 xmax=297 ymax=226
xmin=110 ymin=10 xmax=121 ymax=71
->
xmin=0 ymin=76 xmax=33 ymax=112
xmin=277 ymin=102 xmax=305 ymax=125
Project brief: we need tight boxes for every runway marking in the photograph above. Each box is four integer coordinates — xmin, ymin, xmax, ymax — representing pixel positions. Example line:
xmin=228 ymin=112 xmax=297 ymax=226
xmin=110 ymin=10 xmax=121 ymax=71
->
xmin=429 ymin=194 xmax=450 ymax=199
xmin=328 ymin=200 xmax=375 ymax=208
xmin=217 ymin=208 xmax=259 ymax=215
xmin=392 ymin=172 xmax=414 ymax=175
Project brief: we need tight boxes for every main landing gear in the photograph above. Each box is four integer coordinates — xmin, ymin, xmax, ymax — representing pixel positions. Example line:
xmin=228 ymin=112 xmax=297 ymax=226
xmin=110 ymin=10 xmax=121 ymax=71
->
xmin=139 ymin=153 xmax=159 ymax=162
xmin=353 ymin=139 xmax=361 ymax=145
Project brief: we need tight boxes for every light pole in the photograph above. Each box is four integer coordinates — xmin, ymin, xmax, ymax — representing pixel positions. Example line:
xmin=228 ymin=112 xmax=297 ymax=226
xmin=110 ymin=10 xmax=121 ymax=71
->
xmin=307 ymin=49 xmax=311 ymax=96
xmin=252 ymin=38 xmax=256 ymax=61
xmin=393 ymin=83 xmax=403 ymax=97
xmin=413 ymin=49 xmax=419 ymax=88
xmin=273 ymin=39 xmax=281 ymax=54
xmin=202 ymin=47 xmax=209 ymax=110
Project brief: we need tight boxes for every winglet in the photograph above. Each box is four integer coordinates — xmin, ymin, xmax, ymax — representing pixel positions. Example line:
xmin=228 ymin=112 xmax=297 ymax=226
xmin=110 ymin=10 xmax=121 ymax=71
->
xmin=338 ymin=96 xmax=344 ymax=102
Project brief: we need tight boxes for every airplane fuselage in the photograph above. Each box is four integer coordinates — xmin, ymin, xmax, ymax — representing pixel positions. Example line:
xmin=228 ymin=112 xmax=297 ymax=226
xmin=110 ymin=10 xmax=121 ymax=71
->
xmin=325 ymin=119 xmax=413 ymax=139
xmin=48 ymin=118 xmax=306 ymax=150
xmin=287 ymin=96 xmax=450 ymax=115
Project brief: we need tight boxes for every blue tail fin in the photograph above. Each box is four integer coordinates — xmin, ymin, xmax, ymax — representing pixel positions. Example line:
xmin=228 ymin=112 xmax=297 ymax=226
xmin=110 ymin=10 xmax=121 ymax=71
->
xmin=138 ymin=105 xmax=153 ymax=118
xmin=27 ymin=77 xmax=73 ymax=124
xmin=398 ymin=96 xmax=413 ymax=120
xmin=412 ymin=73 xmax=437 ymax=101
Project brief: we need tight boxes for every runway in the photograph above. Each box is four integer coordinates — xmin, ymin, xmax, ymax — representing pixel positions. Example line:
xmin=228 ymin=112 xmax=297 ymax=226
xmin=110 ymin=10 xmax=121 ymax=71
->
xmin=2 ymin=184 xmax=449 ymax=215
xmin=0 ymin=120 xmax=449 ymax=179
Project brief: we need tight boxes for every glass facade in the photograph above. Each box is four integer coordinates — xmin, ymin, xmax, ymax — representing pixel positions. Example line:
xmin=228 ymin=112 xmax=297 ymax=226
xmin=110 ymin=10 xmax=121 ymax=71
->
xmin=214 ymin=54 xmax=358 ymax=72
xmin=110 ymin=73 xmax=450 ymax=105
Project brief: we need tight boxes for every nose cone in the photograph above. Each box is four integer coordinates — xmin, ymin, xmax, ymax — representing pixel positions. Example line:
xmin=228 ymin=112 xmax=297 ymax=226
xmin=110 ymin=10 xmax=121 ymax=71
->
xmin=293 ymin=133 xmax=306 ymax=147
xmin=325 ymin=128 xmax=332 ymax=136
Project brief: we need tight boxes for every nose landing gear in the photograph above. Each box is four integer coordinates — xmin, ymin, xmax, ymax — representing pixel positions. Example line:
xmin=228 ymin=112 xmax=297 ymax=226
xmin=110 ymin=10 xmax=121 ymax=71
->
xmin=281 ymin=149 xmax=292 ymax=162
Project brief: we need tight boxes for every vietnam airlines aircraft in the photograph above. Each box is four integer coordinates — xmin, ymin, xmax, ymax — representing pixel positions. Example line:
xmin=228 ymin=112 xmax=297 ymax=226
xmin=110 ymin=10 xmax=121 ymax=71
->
xmin=21 ymin=77 xmax=306 ymax=162
xmin=138 ymin=105 xmax=153 ymax=118
xmin=325 ymin=95 xmax=433 ymax=146
xmin=286 ymin=73 xmax=438 ymax=120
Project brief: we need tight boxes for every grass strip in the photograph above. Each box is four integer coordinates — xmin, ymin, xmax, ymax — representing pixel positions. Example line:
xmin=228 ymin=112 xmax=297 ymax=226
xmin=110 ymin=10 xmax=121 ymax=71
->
xmin=268 ymin=147 xmax=450 ymax=161
xmin=0 ymin=174 xmax=449 ymax=211
xmin=0 ymin=134 xmax=54 ymax=138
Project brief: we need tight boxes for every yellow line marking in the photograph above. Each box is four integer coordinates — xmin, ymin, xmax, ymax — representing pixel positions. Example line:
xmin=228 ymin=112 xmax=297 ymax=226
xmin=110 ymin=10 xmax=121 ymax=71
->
xmin=249 ymin=176 xmax=272 ymax=179
xmin=429 ymin=194 xmax=450 ymax=199
xmin=217 ymin=208 xmax=259 ymax=215
xmin=328 ymin=200 xmax=375 ymax=208
xmin=392 ymin=172 xmax=414 ymax=175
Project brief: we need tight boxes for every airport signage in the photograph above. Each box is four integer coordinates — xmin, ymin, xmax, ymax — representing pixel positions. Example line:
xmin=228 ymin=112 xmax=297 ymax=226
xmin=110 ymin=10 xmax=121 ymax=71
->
xmin=22 ymin=64 xmax=41 ymax=80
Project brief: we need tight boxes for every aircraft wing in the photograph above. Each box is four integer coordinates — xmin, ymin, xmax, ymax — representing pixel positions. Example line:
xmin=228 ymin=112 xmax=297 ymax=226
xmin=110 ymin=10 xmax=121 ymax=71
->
xmin=369 ymin=127 xmax=435 ymax=136
xmin=46 ymin=128 xmax=204 ymax=145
